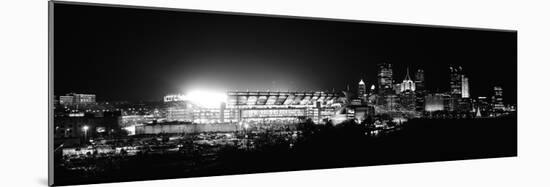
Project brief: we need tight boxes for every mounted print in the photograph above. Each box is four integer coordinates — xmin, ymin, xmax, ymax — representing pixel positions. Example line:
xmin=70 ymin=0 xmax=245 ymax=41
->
xmin=49 ymin=1 xmax=517 ymax=186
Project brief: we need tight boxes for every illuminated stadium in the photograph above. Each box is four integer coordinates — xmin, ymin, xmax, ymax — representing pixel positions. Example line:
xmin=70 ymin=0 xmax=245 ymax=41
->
xmin=164 ymin=91 xmax=347 ymax=125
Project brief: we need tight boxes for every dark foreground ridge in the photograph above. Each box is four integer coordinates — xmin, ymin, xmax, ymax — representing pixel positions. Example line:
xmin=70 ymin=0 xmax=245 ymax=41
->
xmin=54 ymin=115 xmax=516 ymax=186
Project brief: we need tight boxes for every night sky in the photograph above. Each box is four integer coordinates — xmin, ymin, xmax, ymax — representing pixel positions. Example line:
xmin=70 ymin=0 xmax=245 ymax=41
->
xmin=54 ymin=3 xmax=517 ymax=103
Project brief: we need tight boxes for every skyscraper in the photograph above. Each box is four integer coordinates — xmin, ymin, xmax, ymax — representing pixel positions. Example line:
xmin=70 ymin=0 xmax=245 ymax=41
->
xmin=461 ymin=75 xmax=470 ymax=98
xmin=369 ymin=84 xmax=376 ymax=94
xmin=393 ymin=83 xmax=402 ymax=95
xmin=449 ymin=65 xmax=465 ymax=111
xmin=492 ymin=86 xmax=505 ymax=111
xmin=414 ymin=69 xmax=426 ymax=94
xmin=377 ymin=63 xmax=393 ymax=95
xmin=449 ymin=65 xmax=463 ymax=95
xmin=358 ymin=79 xmax=366 ymax=100
xmin=400 ymin=91 xmax=416 ymax=111
xmin=400 ymin=67 xmax=416 ymax=92
xmin=414 ymin=68 xmax=426 ymax=112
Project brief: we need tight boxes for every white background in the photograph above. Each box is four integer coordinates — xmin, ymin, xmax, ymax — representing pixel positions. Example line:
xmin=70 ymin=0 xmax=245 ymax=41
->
xmin=0 ymin=0 xmax=548 ymax=186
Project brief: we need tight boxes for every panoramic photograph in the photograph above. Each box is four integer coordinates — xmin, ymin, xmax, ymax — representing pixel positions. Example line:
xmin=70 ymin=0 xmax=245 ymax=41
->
xmin=50 ymin=2 xmax=517 ymax=186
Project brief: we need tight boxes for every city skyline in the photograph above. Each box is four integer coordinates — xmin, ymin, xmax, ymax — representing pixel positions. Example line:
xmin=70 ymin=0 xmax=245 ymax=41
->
xmin=50 ymin=2 xmax=517 ymax=186
xmin=55 ymin=64 xmax=514 ymax=107
xmin=54 ymin=4 xmax=517 ymax=103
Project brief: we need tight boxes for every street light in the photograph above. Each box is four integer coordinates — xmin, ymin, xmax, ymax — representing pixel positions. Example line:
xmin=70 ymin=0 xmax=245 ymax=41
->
xmin=243 ymin=123 xmax=250 ymax=131
xmin=82 ymin=125 xmax=89 ymax=144
xmin=242 ymin=122 xmax=250 ymax=149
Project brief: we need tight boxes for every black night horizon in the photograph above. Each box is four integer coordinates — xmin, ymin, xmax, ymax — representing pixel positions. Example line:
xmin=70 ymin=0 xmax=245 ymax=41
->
xmin=54 ymin=3 xmax=516 ymax=103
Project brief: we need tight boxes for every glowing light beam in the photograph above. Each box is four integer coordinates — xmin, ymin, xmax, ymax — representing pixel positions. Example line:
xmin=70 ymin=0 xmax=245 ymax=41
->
xmin=186 ymin=90 xmax=227 ymax=108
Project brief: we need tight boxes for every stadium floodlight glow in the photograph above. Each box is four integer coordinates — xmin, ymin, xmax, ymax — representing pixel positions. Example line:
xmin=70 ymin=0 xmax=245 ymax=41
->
xmin=187 ymin=90 xmax=227 ymax=108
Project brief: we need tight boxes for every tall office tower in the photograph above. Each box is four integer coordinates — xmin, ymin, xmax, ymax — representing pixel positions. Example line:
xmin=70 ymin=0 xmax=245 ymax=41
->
xmin=492 ymin=86 xmax=505 ymax=110
xmin=377 ymin=63 xmax=393 ymax=95
xmin=461 ymin=75 xmax=470 ymax=98
xmin=400 ymin=67 xmax=416 ymax=92
xmin=414 ymin=68 xmax=426 ymax=111
xmin=414 ymin=69 xmax=425 ymax=94
xmin=358 ymin=79 xmax=366 ymax=99
xmin=399 ymin=91 xmax=416 ymax=111
xmin=449 ymin=65 xmax=463 ymax=95
xmin=449 ymin=65 xmax=464 ymax=111
xmin=369 ymin=84 xmax=376 ymax=94
xmin=393 ymin=83 xmax=402 ymax=95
